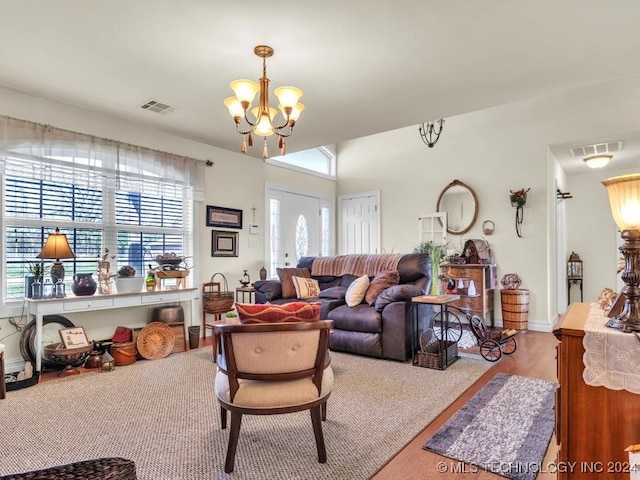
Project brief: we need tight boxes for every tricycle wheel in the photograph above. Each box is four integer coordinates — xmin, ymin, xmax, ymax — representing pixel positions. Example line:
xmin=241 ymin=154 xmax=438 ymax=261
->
xmin=502 ymin=337 xmax=517 ymax=355
xmin=480 ymin=339 xmax=502 ymax=362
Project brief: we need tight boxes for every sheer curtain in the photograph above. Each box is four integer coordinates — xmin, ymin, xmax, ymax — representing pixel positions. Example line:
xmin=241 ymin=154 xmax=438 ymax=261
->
xmin=0 ymin=115 xmax=205 ymax=200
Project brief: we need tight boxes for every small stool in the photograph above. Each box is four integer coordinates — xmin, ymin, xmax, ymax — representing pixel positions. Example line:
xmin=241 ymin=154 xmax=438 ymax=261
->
xmin=0 ymin=343 xmax=6 ymax=399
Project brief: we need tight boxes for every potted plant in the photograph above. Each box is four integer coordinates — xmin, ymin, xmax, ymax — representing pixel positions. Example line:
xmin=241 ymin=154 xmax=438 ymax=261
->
xmin=224 ymin=310 xmax=239 ymax=323
xmin=25 ymin=261 xmax=48 ymax=298
xmin=414 ymin=241 xmax=447 ymax=295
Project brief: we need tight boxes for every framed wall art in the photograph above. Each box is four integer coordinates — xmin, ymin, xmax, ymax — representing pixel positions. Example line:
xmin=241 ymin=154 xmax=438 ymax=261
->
xmin=206 ymin=205 xmax=243 ymax=229
xmin=59 ymin=326 xmax=90 ymax=348
xmin=211 ymin=230 xmax=239 ymax=257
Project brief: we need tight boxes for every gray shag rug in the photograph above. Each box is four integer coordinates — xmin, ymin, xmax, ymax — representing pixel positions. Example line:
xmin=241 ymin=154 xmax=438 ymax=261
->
xmin=423 ymin=373 xmax=557 ymax=480
xmin=0 ymin=348 xmax=490 ymax=480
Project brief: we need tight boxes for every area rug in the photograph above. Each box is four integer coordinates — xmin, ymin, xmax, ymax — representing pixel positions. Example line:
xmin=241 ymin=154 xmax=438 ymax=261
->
xmin=423 ymin=373 xmax=557 ymax=480
xmin=0 ymin=348 xmax=490 ymax=480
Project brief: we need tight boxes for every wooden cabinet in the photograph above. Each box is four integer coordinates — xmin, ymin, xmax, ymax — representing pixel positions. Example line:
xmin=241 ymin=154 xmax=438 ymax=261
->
xmin=439 ymin=263 xmax=496 ymax=326
xmin=554 ymin=303 xmax=640 ymax=479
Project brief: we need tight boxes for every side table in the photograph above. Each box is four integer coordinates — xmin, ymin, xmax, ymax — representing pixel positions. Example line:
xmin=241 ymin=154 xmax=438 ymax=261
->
xmin=411 ymin=294 xmax=460 ymax=370
xmin=236 ymin=286 xmax=255 ymax=303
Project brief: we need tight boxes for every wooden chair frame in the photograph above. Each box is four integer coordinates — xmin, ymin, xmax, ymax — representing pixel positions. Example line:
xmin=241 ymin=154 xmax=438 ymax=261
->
xmin=213 ymin=320 xmax=333 ymax=473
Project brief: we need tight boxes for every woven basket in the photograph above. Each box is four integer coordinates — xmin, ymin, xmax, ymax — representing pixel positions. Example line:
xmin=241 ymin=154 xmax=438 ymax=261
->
xmin=203 ymin=273 xmax=234 ymax=313
xmin=415 ymin=336 xmax=458 ymax=369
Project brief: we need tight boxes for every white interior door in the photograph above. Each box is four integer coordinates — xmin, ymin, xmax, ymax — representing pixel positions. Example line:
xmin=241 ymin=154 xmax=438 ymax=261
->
xmin=339 ymin=191 xmax=380 ymax=254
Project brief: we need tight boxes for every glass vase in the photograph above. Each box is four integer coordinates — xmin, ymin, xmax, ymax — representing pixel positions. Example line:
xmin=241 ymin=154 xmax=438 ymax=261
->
xmin=430 ymin=261 xmax=441 ymax=295
xmin=98 ymin=261 xmax=113 ymax=295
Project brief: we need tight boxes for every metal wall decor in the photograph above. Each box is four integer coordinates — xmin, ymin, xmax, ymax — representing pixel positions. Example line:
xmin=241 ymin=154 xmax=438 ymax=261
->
xmin=509 ymin=188 xmax=530 ymax=238
xmin=418 ymin=119 xmax=445 ymax=148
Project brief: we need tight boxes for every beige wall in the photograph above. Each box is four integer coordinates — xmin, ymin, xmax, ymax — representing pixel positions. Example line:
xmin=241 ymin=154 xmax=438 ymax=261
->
xmin=0 ymin=86 xmax=335 ymax=368
xmin=336 ymin=76 xmax=640 ymax=331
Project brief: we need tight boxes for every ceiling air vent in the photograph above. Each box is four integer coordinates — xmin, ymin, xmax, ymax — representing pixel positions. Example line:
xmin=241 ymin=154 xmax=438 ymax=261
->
xmin=569 ymin=141 xmax=622 ymax=158
xmin=140 ymin=99 xmax=174 ymax=115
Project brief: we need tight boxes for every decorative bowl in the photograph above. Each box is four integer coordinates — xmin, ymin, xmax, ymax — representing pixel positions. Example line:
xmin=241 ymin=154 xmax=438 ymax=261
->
xmin=115 ymin=277 xmax=145 ymax=293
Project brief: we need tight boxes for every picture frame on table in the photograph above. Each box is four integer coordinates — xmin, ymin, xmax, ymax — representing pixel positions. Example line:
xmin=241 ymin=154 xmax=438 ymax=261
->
xmin=206 ymin=205 xmax=243 ymax=229
xmin=211 ymin=230 xmax=239 ymax=257
xmin=59 ymin=326 xmax=91 ymax=348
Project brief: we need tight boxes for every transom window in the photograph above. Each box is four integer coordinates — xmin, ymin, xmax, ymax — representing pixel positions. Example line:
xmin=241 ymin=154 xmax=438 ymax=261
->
xmin=267 ymin=146 xmax=336 ymax=178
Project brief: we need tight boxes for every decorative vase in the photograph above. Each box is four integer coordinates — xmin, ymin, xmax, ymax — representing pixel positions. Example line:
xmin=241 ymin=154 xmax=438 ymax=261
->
xmin=259 ymin=266 xmax=267 ymax=281
xmin=72 ymin=273 xmax=98 ymax=296
xmin=98 ymin=261 xmax=112 ymax=295
xmin=430 ymin=261 xmax=440 ymax=295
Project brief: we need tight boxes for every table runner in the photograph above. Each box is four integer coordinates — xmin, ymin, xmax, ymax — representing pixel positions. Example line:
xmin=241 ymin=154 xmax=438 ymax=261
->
xmin=583 ymin=302 xmax=640 ymax=393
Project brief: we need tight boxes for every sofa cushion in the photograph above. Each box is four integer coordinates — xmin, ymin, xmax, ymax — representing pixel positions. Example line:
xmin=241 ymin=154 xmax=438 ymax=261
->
xmin=365 ymin=270 xmax=400 ymax=306
xmin=328 ymin=304 xmax=382 ymax=333
xmin=277 ymin=267 xmax=311 ymax=299
xmin=292 ymin=276 xmax=321 ymax=299
xmin=236 ymin=302 xmax=321 ymax=323
xmin=253 ymin=280 xmax=282 ymax=302
xmin=345 ymin=274 xmax=370 ymax=307
xmin=318 ymin=286 xmax=347 ymax=300
xmin=374 ymin=284 xmax=423 ymax=312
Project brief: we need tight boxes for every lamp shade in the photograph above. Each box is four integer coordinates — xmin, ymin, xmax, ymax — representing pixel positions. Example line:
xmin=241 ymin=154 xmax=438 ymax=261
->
xmin=37 ymin=228 xmax=75 ymax=260
xmin=602 ymin=173 xmax=640 ymax=230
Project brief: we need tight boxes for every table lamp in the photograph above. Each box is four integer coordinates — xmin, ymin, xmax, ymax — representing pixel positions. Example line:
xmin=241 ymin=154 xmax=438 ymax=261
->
xmin=601 ymin=173 xmax=640 ymax=332
xmin=36 ymin=227 xmax=75 ymax=284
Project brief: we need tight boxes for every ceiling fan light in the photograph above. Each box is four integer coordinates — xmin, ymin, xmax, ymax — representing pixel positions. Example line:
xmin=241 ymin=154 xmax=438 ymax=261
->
xmin=583 ymin=154 xmax=612 ymax=169
xmin=274 ymin=86 xmax=303 ymax=109
xmin=230 ymin=79 xmax=260 ymax=103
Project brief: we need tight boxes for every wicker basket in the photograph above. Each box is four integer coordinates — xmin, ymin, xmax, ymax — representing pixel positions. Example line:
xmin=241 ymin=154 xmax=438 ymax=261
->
xmin=415 ymin=338 xmax=458 ymax=369
xmin=203 ymin=273 xmax=234 ymax=313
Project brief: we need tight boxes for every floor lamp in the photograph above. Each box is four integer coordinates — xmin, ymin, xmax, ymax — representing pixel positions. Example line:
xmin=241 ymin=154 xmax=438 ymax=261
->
xmin=602 ymin=173 xmax=640 ymax=332
xmin=36 ymin=228 xmax=75 ymax=284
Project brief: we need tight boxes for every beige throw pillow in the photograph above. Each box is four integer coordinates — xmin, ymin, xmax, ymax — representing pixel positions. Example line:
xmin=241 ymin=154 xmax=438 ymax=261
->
xmin=292 ymin=276 xmax=321 ymax=299
xmin=345 ymin=275 xmax=370 ymax=307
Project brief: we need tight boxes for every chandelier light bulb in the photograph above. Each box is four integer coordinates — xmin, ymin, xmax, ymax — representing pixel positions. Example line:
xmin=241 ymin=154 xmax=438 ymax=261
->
xmin=224 ymin=97 xmax=245 ymax=119
xmin=229 ymin=79 xmax=259 ymax=104
xmin=274 ymin=86 xmax=303 ymax=109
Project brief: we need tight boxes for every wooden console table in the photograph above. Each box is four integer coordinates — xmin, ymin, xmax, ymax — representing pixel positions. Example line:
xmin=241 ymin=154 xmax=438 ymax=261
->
xmin=26 ymin=288 xmax=198 ymax=373
xmin=554 ymin=302 xmax=640 ymax=479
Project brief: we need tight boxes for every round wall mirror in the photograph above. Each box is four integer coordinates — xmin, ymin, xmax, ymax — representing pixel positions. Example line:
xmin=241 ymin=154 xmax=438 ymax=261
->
xmin=436 ymin=179 xmax=478 ymax=235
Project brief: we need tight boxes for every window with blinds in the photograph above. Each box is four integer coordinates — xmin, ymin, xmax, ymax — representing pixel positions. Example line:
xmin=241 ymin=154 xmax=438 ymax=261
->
xmin=3 ymin=153 xmax=192 ymax=302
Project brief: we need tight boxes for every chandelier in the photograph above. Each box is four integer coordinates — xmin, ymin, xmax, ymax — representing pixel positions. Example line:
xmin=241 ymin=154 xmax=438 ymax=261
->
xmin=224 ymin=45 xmax=304 ymax=158
xmin=419 ymin=119 xmax=445 ymax=148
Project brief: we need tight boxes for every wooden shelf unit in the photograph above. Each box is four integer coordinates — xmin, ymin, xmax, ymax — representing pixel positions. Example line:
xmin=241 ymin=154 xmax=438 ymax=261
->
xmin=439 ymin=263 xmax=496 ymax=327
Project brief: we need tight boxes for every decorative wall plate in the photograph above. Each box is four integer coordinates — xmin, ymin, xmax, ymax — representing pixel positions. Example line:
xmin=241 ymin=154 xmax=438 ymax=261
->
xmin=136 ymin=322 xmax=175 ymax=360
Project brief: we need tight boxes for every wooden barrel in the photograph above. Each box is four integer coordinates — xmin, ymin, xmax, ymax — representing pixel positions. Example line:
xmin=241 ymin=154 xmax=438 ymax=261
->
xmin=110 ymin=341 xmax=137 ymax=366
xmin=501 ymin=289 xmax=529 ymax=330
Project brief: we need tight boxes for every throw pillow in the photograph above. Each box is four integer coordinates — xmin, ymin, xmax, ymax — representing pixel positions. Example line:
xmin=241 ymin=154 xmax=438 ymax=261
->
xmin=236 ymin=302 xmax=321 ymax=323
xmin=277 ymin=267 xmax=311 ymax=299
xmin=291 ymin=276 xmax=321 ymax=299
xmin=345 ymin=275 xmax=370 ymax=307
xmin=365 ymin=270 xmax=400 ymax=306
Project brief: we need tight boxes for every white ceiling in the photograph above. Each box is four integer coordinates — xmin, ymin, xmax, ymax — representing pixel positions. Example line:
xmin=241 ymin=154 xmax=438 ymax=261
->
xmin=2 ymin=1 xmax=640 ymax=172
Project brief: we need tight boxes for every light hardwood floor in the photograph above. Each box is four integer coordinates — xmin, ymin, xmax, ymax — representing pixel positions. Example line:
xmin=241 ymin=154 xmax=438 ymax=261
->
xmin=371 ymin=329 xmax=559 ymax=480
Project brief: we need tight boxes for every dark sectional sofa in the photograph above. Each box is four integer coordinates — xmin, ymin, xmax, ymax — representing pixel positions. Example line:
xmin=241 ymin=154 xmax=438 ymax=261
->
xmin=252 ymin=253 xmax=433 ymax=361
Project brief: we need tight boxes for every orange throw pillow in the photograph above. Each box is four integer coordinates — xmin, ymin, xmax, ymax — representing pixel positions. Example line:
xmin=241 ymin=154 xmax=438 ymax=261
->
xmin=236 ymin=302 xmax=321 ymax=323
xmin=365 ymin=270 xmax=400 ymax=306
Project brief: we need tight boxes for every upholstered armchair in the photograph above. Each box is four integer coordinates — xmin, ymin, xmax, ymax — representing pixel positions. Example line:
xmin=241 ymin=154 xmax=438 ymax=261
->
xmin=213 ymin=320 xmax=333 ymax=473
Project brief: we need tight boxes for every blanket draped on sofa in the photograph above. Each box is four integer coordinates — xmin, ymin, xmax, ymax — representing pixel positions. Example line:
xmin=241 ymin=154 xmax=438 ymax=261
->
xmin=311 ymin=253 xmax=403 ymax=277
